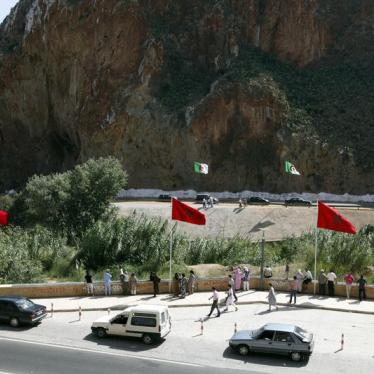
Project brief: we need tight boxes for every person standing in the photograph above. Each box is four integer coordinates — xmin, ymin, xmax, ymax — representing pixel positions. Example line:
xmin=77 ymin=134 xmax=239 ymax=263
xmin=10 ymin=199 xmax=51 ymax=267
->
xmin=224 ymin=285 xmax=238 ymax=312
xmin=85 ymin=271 xmax=94 ymax=296
xmin=263 ymin=265 xmax=273 ymax=279
xmin=357 ymin=275 xmax=367 ymax=301
xmin=344 ymin=272 xmax=354 ymax=299
xmin=234 ymin=267 xmax=242 ymax=291
xmin=288 ymin=276 xmax=297 ymax=304
xmin=318 ymin=270 xmax=328 ymax=295
xmin=103 ymin=269 xmax=112 ymax=296
xmin=207 ymin=287 xmax=220 ymax=317
xmin=180 ymin=273 xmax=188 ymax=298
xmin=150 ymin=272 xmax=161 ymax=297
xmin=327 ymin=269 xmax=337 ymax=297
xmin=188 ymin=270 xmax=196 ymax=295
xmin=267 ymin=283 xmax=278 ymax=311
xmin=228 ymin=274 xmax=238 ymax=302
xmin=173 ymin=273 xmax=181 ymax=296
xmin=303 ymin=269 xmax=313 ymax=290
xmin=129 ymin=272 xmax=137 ymax=295
xmin=120 ymin=269 xmax=129 ymax=295
xmin=285 ymin=263 xmax=290 ymax=280
xmin=242 ymin=267 xmax=250 ymax=291
xmin=296 ymin=269 xmax=304 ymax=293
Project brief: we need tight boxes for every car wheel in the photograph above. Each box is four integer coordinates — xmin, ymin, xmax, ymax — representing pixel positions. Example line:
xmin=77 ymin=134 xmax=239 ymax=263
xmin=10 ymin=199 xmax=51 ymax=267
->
xmin=96 ymin=328 xmax=107 ymax=338
xmin=142 ymin=334 xmax=153 ymax=345
xmin=9 ymin=317 xmax=19 ymax=328
xmin=238 ymin=345 xmax=249 ymax=356
xmin=290 ymin=352 xmax=302 ymax=362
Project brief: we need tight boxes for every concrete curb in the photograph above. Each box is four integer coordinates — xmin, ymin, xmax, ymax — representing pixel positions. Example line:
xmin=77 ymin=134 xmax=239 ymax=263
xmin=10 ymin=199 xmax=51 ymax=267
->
xmin=46 ymin=300 xmax=374 ymax=315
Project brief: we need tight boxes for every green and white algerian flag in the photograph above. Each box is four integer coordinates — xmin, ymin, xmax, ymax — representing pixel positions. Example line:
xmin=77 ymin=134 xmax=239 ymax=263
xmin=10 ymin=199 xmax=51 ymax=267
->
xmin=194 ymin=162 xmax=209 ymax=174
xmin=285 ymin=161 xmax=301 ymax=175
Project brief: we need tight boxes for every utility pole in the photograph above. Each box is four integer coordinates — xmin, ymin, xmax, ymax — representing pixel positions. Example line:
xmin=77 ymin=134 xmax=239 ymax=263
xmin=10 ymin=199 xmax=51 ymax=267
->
xmin=260 ymin=230 xmax=265 ymax=290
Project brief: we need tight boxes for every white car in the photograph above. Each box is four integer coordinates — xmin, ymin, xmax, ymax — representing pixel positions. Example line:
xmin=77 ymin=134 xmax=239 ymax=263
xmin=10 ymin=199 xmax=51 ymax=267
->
xmin=91 ymin=304 xmax=171 ymax=344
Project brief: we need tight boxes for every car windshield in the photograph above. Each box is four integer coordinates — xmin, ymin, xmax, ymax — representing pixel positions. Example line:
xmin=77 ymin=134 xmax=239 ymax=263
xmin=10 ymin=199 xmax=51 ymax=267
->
xmin=294 ymin=326 xmax=309 ymax=339
xmin=15 ymin=299 xmax=35 ymax=310
xmin=252 ymin=327 xmax=264 ymax=337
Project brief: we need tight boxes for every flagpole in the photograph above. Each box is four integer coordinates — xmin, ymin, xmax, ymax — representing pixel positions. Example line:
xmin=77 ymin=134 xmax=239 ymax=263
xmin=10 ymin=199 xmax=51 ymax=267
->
xmin=169 ymin=227 xmax=173 ymax=294
xmin=314 ymin=228 xmax=318 ymax=295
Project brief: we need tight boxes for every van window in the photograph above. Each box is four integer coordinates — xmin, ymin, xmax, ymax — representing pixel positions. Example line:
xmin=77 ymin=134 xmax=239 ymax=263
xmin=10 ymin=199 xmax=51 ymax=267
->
xmin=161 ymin=312 xmax=166 ymax=324
xmin=131 ymin=316 xmax=157 ymax=327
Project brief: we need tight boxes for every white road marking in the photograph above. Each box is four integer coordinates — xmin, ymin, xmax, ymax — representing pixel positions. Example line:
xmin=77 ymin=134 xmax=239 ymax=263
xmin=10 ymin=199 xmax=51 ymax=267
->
xmin=0 ymin=371 xmax=17 ymax=374
xmin=0 ymin=336 xmax=202 ymax=368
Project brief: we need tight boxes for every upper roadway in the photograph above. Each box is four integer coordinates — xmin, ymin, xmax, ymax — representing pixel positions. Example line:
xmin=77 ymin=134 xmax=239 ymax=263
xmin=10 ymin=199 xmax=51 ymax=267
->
xmin=114 ymin=201 xmax=374 ymax=241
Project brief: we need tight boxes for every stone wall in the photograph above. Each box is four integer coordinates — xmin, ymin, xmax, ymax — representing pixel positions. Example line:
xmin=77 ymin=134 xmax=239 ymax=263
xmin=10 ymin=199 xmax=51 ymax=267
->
xmin=0 ymin=277 xmax=372 ymax=300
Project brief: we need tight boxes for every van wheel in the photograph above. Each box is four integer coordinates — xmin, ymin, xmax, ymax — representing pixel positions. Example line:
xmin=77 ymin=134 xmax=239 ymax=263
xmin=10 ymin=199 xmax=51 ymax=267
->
xmin=142 ymin=334 xmax=153 ymax=345
xmin=290 ymin=352 xmax=302 ymax=362
xmin=9 ymin=317 xmax=19 ymax=328
xmin=96 ymin=328 xmax=107 ymax=338
xmin=238 ymin=345 xmax=249 ymax=356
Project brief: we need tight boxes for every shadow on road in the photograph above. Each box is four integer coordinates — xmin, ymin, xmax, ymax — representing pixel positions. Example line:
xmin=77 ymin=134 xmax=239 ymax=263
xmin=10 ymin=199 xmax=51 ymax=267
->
xmin=222 ymin=347 xmax=309 ymax=368
xmin=0 ymin=324 xmax=35 ymax=332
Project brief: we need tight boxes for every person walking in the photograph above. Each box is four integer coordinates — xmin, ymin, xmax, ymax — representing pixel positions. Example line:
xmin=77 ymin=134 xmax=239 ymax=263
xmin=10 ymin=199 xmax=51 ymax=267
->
xmin=327 ymin=269 xmax=337 ymax=297
xmin=267 ymin=283 xmax=278 ymax=311
xmin=85 ymin=271 xmax=94 ymax=296
xmin=150 ymin=272 xmax=161 ymax=297
xmin=234 ymin=267 xmax=242 ymax=291
xmin=263 ymin=265 xmax=273 ymax=279
xmin=103 ymin=269 xmax=112 ymax=296
xmin=242 ymin=267 xmax=250 ymax=291
xmin=120 ymin=269 xmax=129 ymax=295
xmin=296 ymin=269 xmax=304 ymax=293
xmin=228 ymin=274 xmax=238 ymax=302
xmin=344 ymin=272 xmax=354 ymax=299
xmin=188 ymin=270 xmax=196 ymax=295
xmin=129 ymin=272 xmax=137 ymax=295
xmin=180 ymin=273 xmax=188 ymax=298
xmin=288 ymin=276 xmax=297 ymax=304
xmin=358 ymin=275 xmax=367 ymax=301
xmin=207 ymin=287 xmax=220 ymax=317
xmin=173 ymin=273 xmax=181 ymax=296
xmin=224 ymin=285 xmax=238 ymax=312
xmin=318 ymin=270 xmax=328 ymax=295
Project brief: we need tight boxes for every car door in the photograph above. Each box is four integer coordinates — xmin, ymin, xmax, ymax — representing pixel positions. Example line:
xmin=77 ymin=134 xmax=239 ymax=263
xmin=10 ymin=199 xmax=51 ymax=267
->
xmin=251 ymin=330 xmax=275 ymax=353
xmin=272 ymin=331 xmax=295 ymax=356
xmin=107 ymin=314 xmax=128 ymax=336
xmin=0 ymin=301 xmax=9 ymax=322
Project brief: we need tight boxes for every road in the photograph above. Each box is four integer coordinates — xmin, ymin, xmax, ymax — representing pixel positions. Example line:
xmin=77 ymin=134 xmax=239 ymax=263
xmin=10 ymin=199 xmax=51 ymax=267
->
xmin=0 ymin=305 xmax=373 ymax=374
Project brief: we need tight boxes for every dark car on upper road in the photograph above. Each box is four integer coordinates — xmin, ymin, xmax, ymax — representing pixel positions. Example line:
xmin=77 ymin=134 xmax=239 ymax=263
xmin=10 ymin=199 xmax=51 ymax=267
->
xmin=229 ymin=323 xmax=314 ymax=362
xmin=0 ymin=296 xmax=47 ymax=327
xmin=158 ymin=194 xmax=171 ymax=201
xmin=196 ymin=194 xmax=219 ymax=204
xmin=247 ymin=197 xmax=270 ymax=205
xmin=285 ymin=197 xmax=312 ymax=206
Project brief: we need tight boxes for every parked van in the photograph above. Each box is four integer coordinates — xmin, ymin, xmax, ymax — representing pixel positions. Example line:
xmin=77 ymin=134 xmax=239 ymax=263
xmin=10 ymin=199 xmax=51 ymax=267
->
xmin=91 ymin=304 xmax=171 ymax=344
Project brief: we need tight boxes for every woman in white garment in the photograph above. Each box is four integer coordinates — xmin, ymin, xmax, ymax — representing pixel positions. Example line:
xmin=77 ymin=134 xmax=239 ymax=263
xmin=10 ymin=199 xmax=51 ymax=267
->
xmin=224 ymin=284 xmax=238 ymax=312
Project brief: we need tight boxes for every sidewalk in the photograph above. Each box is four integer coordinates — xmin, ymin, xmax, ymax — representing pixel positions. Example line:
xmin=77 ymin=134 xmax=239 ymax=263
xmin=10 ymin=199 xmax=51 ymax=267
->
xmin=33 ymin=290 xmax=374 ymax=315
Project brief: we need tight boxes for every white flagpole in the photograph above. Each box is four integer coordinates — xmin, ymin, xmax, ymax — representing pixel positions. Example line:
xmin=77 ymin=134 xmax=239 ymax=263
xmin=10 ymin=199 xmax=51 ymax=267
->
xmin=169 ymin=227 xmax=173 ymax=294
xmin=314 ymin=229 xmax=318 ymax=295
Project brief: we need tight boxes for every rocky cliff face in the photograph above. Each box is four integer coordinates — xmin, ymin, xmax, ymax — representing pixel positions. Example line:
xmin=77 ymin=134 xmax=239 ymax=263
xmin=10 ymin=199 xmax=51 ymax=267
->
xmin=0 ymin=0 xmax=373 ymax=193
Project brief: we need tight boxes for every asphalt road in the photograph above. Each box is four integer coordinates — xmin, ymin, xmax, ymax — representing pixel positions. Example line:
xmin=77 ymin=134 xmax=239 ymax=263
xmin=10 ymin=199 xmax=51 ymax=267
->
xmin=0 ymin=305 xmax=373 ymax=374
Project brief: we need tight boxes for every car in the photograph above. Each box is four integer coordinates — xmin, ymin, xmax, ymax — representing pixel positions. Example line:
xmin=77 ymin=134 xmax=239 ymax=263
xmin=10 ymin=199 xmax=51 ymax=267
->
xmin=247 ymin=197 xmax=270 ymax=205
xmin=196 ymin=194 xmax=219 ymax=204
xmin=91 ymin=304 xmax=171 ymax=345
xmin=229 ymin=323 xmax=314 ymax=362
xmin=285 ymin=197 xmax=312 ymax=206
xmin=158 ymin=194 xmax=171 ymax=201
xmin=0 ymin=296 xmax=47 ymax=327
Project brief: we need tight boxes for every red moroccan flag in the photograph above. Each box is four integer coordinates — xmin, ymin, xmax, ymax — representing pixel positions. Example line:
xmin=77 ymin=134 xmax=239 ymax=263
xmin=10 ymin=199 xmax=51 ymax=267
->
xmin=317 ymin=201 xmax=357 ymax=234
xmin=0 ymin=210 xmax=9 ymax=226
xmin=172 ymin=198 xmax=206 ymax=225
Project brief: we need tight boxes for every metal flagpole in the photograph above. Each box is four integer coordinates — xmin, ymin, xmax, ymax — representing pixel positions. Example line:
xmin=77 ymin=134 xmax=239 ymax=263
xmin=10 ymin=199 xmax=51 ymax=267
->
xmin=314 ymin=229 xmax=318 ymax=295
xmin=169 ymin=227 xmax=173 ymax=294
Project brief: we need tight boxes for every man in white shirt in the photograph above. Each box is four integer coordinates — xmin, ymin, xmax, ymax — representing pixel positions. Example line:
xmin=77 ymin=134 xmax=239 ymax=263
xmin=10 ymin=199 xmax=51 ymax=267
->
xmin=207 ymin=287 xmax=220 ymax=317
xmin=327 ymin=270 xmax=337 ymax=297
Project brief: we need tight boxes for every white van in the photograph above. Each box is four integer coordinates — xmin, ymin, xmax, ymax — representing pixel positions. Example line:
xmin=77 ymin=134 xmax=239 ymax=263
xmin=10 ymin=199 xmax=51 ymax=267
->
xmin=91 ymin=304 xmax=171 ymax=344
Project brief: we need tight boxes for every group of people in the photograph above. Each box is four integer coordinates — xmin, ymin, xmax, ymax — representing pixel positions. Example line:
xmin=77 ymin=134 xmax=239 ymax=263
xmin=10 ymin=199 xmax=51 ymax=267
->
xmin=173 ymin=270 xmax=196 ymax=298
xmin=202 ymin=197 xmax=214 ymax=209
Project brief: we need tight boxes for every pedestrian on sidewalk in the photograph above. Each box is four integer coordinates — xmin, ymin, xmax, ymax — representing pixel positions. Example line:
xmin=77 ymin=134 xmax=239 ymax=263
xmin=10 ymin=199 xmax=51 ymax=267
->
xmin=288 ymin=276 xmax=297 ymax=304
xmin=267 ymin=283 xmax=278 ymax=311
xmin=180 ymin=273 xmax=188 ymax=298
xmin=173 ymin=273 xmax=181 ymax=296
xmin=85 ymin=271 xmax=94 ymax=296
xmin=296 ymin=269 xmax=304 ymax=293
xmin=318 ymin=270 xmax=327 ymax=295
xmin=357 ymin=275 xmax=367 ymax=301
xmin=207 ymin=287 xmax=220 ymax=317
xmin=120 ymin=268 xmax=129 ymax=295
xmin=327 ymin=269 xmax=337 ymax=297
xmin=224 ymin=284 xmax=238 ymax=312
xmin=302 ymin=269 xmax=313 ymax=291
xmin=103 ymin=269 xmax=112 ymax=296
xmin=129 ymin=272 xmax=137 ymax=295
xmin=344 ymin=272 xmax=354 ymax=299
xmin=188 ymin=270 xmax=196 ymax=295
xmin=264 ymin=265 xmax=273 ymax=279
xmin=150 ymin=272 xmax=161 ymax=297
xmin=285 ymin=263 xmax=290 ymax=280
xmin=234 ymin=267 xmax=242 ymax=291
xmin=242 ymin=267 xmax=250 ymax=291
xmin=228 ymin=274 xmax=238 ymax=302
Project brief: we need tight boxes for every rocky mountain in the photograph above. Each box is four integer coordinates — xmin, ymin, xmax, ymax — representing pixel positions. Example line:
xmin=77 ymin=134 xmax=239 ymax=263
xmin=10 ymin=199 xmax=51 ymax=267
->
xmin=0 ymin=0 xmax=373 ymax=193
